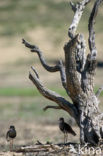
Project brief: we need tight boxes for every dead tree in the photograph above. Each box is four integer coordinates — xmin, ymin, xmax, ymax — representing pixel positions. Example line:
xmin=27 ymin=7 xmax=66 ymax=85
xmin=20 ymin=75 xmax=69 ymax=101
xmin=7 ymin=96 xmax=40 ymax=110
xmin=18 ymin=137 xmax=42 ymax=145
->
xmin=23 ymin=0 xmax=103 ymax=145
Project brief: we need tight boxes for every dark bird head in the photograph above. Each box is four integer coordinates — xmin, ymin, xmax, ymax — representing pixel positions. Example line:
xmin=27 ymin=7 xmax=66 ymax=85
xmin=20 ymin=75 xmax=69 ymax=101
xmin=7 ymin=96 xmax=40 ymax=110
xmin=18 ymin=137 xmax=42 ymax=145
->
xmin=10 ymin=125 xmax=15 ymax=129
xmin=59 ymin=117 xmax=64 ymax=123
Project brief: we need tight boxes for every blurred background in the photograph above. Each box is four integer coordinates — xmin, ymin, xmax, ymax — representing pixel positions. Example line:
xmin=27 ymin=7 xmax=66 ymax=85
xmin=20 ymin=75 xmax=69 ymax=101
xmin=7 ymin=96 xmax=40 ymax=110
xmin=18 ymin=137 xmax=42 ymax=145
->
xmin=0 ymin=0 xmax=103 ymax=151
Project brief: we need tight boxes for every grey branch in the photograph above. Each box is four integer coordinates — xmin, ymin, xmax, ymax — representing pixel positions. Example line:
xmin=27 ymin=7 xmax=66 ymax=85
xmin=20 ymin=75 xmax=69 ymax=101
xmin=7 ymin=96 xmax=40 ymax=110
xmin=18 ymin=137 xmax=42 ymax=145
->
xmin=29 ymin=66 xmax=78 ymax=119
xmin=82 ymin=0 xmax=103 ymax=93
xmin=96 ymin=86 xmax=103 ymax=97
xmin=22 ymin=39 xmax=60 ymax=72
xmin=31 ymin=66 xmax=39 ymax=79
xmin=68 ymin=0 xmax=91 ymax=38
xmin=88 ymin=0 xmax=103 ymax=58
xmin=22 ymin=39 xmax=68 ymax=95
xmin=43 ymin=105 xmax=61 ymax=111
xmin=58 ymin=60 xmax=69 ymax=95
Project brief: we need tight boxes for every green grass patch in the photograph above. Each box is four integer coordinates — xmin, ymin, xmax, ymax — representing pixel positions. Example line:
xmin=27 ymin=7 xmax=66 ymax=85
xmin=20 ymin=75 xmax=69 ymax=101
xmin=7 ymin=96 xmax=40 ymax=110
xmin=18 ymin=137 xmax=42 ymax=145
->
xmin=0 ymin=87 xmax=67 ymax=97
xmin=0 ymin=87 xmax=39 ymax=97
xmin=0 ymin=97 xmax=70 ymax=120
xmin=0 ymin=86 xmax=103 ymax=120
xmin=0 ymin=87 xmax=103 ymax=97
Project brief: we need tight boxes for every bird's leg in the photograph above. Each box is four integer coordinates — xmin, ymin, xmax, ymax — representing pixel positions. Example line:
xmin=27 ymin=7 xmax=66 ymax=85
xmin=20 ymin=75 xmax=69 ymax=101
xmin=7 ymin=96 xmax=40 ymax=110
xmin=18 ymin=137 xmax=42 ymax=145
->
xmin=66 ymin=133 xmax=68 ymax=143
xmin=64 ymin=133 xmax=65 ymax=144
xmin=10 ymin=139 xmax=13 ymax=151
xmin=11 ymin=139 xmax=13 ymax=151
xmin=64 ymin=133 xmax=66 ymax=144
xmin=65 ymin=133 xmax=67 ymax=143
xmin=9 ymin=140 xmax=12 ymax=151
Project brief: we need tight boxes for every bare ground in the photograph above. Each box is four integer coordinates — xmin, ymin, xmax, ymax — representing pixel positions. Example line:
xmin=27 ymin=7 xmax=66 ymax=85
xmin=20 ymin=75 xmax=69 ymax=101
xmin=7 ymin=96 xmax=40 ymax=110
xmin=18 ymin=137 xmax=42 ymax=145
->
xmin=0 ymin=119 xmax=79 ymax=156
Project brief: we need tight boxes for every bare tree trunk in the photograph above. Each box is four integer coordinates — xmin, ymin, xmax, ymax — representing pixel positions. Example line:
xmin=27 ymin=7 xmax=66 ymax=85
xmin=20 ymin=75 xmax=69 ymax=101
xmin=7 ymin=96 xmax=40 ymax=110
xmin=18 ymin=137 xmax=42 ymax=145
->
xmin=23 ymin=0 xmax=103 ymax=145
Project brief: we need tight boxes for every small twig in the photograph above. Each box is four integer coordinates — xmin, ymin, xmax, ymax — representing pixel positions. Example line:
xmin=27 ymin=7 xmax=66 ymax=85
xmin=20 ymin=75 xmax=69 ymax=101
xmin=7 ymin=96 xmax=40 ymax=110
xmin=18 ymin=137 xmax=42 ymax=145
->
xmin=22 ymin=39 xmax=39 ymax=50
xmin=31 ymin=66 xmax=39 ymax=79
xmin=96 ymin=86 xmax=103 ymax=97
xmin=36 ymin=140 xmax=43 ymax=145
xmin=43 ymin=105 xmax=61 ymax=111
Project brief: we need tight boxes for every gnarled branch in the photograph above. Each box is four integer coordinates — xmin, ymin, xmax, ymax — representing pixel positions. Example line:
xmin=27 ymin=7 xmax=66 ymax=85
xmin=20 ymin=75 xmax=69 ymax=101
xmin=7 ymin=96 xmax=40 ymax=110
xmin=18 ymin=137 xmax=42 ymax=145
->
xmin=29 ymin=66 xmax=78 ymax=121
xmin=88 ymin=0 xmax=103 ymax=58
xmin=22 ymin=39 xmax=59 ymax=72
xmin=82 ymin=0 xmax=103 ymax=93
xmin=22 ymin=39 xmax=69 ymax=95
xmin=88 ymin=0 xmax=103 ymax=71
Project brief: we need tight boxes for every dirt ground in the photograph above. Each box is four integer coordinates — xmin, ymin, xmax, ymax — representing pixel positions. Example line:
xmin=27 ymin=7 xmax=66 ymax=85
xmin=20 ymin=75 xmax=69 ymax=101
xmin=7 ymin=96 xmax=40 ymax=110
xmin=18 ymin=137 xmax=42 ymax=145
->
xmin=0 ymin=119 xmax=79 ymax=155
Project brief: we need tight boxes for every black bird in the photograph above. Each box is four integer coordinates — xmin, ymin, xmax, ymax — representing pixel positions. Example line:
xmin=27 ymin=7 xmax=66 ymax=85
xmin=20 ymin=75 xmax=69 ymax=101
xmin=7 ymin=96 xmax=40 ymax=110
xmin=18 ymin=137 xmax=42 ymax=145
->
xmin=6 ymin=125 xmax=16 ymax=151
xmin=59 ymin=117 xmax=76 ymax=143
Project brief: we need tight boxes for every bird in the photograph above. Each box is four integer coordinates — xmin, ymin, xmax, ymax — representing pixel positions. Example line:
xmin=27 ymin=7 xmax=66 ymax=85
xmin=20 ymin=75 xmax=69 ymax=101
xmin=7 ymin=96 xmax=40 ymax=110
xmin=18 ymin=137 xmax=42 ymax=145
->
xmin=59 ymin=117 xmax=76 ymax=143
xmin=6 ymin=125 xmax=16 ymax=151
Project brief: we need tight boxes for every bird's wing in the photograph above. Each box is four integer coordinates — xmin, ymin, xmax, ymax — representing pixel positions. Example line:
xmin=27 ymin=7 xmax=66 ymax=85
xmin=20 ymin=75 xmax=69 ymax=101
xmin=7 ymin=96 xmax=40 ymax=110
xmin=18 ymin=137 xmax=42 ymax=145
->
xmin=6 ymin=131 xmax=10 ymax=141
xmin=14 ymin=130 xmax=17 ymax=137
xmin=65 ymin=123 xmax=76 ymax=136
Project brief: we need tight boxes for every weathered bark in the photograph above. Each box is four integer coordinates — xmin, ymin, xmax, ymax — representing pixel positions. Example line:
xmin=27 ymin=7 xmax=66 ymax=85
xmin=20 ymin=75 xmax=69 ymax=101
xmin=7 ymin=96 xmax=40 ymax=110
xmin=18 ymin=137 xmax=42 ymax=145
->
xmin=23 ymin=0 xmax=103 ymax=145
